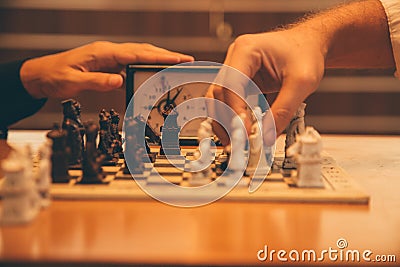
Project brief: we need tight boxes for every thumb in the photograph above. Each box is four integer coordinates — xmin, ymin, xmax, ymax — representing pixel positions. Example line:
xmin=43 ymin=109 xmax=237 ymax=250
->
xmin=74 ymin=72 xmax=123 ymax=92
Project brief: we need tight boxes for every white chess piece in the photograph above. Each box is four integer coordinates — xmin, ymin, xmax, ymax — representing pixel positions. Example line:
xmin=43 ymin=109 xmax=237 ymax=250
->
xmin=247 ymin=107 xmax=270 ymax=176
xmin=286 ymin=127 xmax=324 ymax=188
xmin=37 ymin=140 xmax=52 ymax=208
xmin=189 ymin=118 xmax=215 ymax=185
xmin=228 ymin=114 xmax=247 ymax=172
xmin=217 ymin=113 xmax=249 ymax=188
xmin=0 ymin=150 xmax=40 ymax=224
xmin=283 ymin=103 xmax=306 ymax=169
xmin=21 ymin=144 xmax=42 ymax=206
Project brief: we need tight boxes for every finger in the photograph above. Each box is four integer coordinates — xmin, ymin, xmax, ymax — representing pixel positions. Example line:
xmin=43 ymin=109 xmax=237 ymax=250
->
xmin=115 ymin=43 xmax=194 ymax=65
xmin=204 ymin=43 xmax=236 ymax=145
xmin=73 ymin=72 xmax=124 ymax=92
xmin=215 ymin=39 xmax=261 ymax=135
xmin=205 ymin=86 xmax=230 ymax=146
xmin=265 ymin=79 xmax=310 ymax=142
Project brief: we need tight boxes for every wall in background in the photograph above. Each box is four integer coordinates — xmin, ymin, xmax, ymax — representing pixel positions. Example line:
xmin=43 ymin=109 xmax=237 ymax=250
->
xmin=1 ymin=0 xmax=399 ymax=134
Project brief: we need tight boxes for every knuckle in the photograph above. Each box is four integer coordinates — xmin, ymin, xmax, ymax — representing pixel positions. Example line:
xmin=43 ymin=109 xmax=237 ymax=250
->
xmin=140 ymin=43 xmax=154 ymax=49
xmin=90 ymin=41 xmax=111 ymax=51
xmin=212 ymin=86 xmax=224 ymax=99
xmin=292 ymin=71 xmax=321 ymax=94
xmin=234 ymin=34 xmax=254 ymax=48
xmin=205 ymin=88 xmax=214 ymax=99
xmin=274 ymin=108 xmax=294 ymax=124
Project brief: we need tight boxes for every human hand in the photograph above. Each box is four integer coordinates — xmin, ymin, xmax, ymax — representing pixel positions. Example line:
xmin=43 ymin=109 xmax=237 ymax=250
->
xmin=20 ymin=41 xmax=194 ymax=99
xmin=207 ymin=28 xmax=326 ymax=145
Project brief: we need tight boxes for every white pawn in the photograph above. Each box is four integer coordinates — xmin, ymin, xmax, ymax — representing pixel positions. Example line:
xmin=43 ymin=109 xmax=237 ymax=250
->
xmin=1 ymin=150 xmax=40 ymax=224
xmin=189 ymin=118 xmax=214 ymax=184
xmin=36 ymin=140 xmax=52 ymax=208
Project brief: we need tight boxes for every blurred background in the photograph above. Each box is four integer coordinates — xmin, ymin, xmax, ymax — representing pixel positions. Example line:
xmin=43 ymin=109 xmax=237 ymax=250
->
xmin=1 ymin=0 xmax=400 ymax=134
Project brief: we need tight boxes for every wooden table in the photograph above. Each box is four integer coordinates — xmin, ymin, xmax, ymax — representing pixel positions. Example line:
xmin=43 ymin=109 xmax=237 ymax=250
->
xmin=0 ymin=131 xmax=399 ymax=266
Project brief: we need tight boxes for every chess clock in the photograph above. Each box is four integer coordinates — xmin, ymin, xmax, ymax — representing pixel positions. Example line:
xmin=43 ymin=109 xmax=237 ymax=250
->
xmin=126 ymin=63 xmax=221 ymax=138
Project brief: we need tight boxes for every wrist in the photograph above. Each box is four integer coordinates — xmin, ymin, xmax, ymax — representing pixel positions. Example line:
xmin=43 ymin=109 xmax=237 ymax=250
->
xmin=289 ymin=21 xmax=331 ymax=65
xmin=20 ymin=58 xmax=47 ymax=99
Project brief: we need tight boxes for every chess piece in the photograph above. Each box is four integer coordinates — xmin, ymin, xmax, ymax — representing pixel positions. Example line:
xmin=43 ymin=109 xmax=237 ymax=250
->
xmin=283 ymin=103 xmax=306 ymax=169
xmin=36 ymin=140 xmax=52 ymax=208
xmin=62 ymin=99 xmax=84 ymax=166
xmin=159 ymin=104 xmax=181 ymax=156
xmin=286 ymin=127 xmax=324 ymax=188
xmin=123 ymin=117 xmax=145 ymax=175
xmin=133 ymin=115 xmax=157 ymax=163
xmin=47 ymin=124 xmax=70 ymax=183
xmin=62 ymin=99 xmax=84 ymax=129
xmin=80 ymin=121 xmax=107 ymax=184
xmin=247 ymin=107 xmax=269 ymax=176
xmin=217 ymin=114 xmax=247 ymax=187
xmin=63 ymin=118 xmax=82 ymax=166
xmin=189 ymin=118 xmax=214 ymax=184
xmin=216 ymin=148 xmax=229 ymax=175
xmin=228 ymin=114 xmax=247 ymax=172
xmin=1 ymin=150 xmax=41 ymax=224
xmin=110 ymin=109 xmax=123 ymax=157
xmin=98 ymin=110 xmax=118 ymax=165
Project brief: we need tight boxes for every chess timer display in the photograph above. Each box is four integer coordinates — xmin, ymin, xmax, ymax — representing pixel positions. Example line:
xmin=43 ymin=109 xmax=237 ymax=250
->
xmin=126 ymin=65 xmax=220 ymax=137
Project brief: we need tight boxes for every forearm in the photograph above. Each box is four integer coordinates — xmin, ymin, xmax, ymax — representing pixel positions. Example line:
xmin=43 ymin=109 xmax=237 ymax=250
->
xmin=292 ymin=0 xmax=395 ymax=69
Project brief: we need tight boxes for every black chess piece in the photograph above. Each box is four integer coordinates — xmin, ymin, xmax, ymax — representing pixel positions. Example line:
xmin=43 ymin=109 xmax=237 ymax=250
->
xmin=63 ymin=118 xmax=82 ymax=166
xmin=159 ymin=104 xmax=181 ymax=156
xmin=98 ymin=110 xmax=118 ymax=165
xmin=98 ymin=111 xmax=112 ymax=153
xmin=123 ymin=117 xmax=145 ymax=175
xmin=110 ymin=109 xmax=123 ymax=158
xmin=46 ymin=123 xmax=71 ymax=183
xmin=79 ymin=121 xmax=108 ymax=184
xmin=133 ymin=115 xmax=157 ymax=163
xmin=62 ymin=99 xmax=84 ymax=166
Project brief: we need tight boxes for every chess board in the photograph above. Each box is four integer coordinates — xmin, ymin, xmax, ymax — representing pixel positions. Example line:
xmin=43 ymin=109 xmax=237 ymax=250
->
xmin=48 ymin=136 xmax=370 ymax=205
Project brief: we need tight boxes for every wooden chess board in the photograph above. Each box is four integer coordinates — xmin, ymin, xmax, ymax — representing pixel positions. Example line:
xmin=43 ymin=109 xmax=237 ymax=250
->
xmin=48 ymin=137 xmax=370 ymax=205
